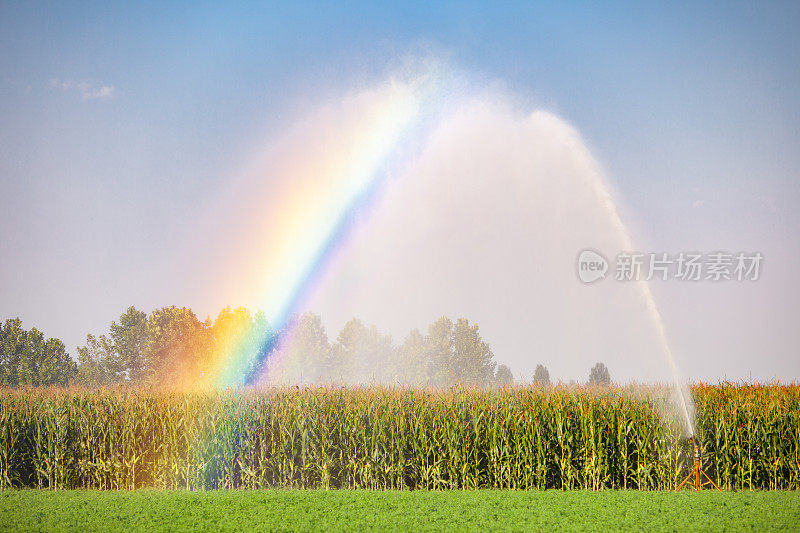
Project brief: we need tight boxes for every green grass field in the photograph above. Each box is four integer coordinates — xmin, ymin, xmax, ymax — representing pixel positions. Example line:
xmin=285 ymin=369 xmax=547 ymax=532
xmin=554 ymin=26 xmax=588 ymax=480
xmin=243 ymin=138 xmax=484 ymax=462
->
xmin=1 ymin=490 xmax=798 ymax=532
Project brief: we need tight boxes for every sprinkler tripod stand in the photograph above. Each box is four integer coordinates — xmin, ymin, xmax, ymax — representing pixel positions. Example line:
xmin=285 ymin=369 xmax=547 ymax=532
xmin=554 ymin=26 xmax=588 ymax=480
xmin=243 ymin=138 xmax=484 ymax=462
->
xmin=676 ymin=436 xmax=721 ymax=491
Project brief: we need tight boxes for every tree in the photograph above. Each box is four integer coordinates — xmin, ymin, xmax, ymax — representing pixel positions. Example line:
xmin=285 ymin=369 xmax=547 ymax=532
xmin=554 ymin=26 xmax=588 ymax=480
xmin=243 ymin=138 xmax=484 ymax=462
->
xmin=206 ymin=306 xmax=261 ymax=385
xmin=39 ymin=337 xmax=76 ymax=385
xmin=453 ymin=318 xmax=496 ymax=386
xmin=275 ymin=312 xmax=331 ymax=384
xmin=330 ymin=318 xmax=393 ymax=384
xmin=424 ymin=316 xmax=496 ymax=387
xmin=109 ymin=306 xmax=148 ymax=383
xmin=0 ymin=318 xmax=76 ymax=386
xmin=144 ymin=306 xmax=208 ymax=386
xmin=588 ymin=362 xmax=611 ymax=386
xmin=452 ymin=318 xmax=496 ymax=386
xmin=0 ymin=318 xmax=26 ymax=385
xmin=533 ymin=364 xmax=551 ymax=386
xmin=76 ymin=334 xmax=116 ymax=386
xmin=425 ymin=316 xmax=455 ymax=386
xmin=495 ymin=364 xmax=513 ymax=386
xmin=394 ymin=329 xmax=430 ymax=386
xmin=76 ymin=306 xmax=150 ymax=386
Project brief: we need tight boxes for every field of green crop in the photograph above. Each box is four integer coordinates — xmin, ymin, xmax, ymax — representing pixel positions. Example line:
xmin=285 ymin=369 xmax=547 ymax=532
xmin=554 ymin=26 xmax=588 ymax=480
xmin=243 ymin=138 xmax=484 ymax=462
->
xmin=1 ymin=489 xmax=798 ymax=532
xmin=1 ymin=384 xmax=797 ymax=491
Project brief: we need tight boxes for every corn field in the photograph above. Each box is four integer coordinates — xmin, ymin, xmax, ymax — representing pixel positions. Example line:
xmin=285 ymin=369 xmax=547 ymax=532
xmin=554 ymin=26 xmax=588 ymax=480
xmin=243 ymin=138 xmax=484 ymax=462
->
xmin=0 ymin=384 xmax=797 ymax=490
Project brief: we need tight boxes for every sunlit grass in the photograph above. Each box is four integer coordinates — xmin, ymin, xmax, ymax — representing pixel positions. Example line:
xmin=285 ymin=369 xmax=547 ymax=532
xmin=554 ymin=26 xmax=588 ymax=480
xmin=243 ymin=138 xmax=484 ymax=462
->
xmin=1 ymin=489 xmax=798 ymax=532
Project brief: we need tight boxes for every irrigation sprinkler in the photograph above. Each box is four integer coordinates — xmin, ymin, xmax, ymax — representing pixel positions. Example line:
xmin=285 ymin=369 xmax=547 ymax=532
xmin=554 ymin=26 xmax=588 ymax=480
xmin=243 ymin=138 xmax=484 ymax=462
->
xmin=675 ymin=436 xmax=721 ymax=492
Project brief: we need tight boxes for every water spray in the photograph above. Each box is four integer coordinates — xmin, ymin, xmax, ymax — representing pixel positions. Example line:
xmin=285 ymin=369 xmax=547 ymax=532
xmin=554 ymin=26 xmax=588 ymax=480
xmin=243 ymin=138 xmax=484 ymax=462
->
xmin=594 ymin=186 xmax=710 ymax=489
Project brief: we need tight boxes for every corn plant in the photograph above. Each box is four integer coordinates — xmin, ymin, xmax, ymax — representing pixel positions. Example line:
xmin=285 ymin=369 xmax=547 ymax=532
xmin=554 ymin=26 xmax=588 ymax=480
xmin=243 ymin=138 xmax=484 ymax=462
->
xmin=0 ymin=383 xmax=796 ymax=490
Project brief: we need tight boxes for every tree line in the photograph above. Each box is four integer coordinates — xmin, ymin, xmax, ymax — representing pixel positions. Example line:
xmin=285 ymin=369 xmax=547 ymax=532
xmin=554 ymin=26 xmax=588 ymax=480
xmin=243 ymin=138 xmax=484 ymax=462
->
xmin=275 ymin=312 xmax=512 ymax=387
xmin=0 ymin=307 xmax=515 ymax=388
xmin=1 ymin=307 xmax=615 ymax=388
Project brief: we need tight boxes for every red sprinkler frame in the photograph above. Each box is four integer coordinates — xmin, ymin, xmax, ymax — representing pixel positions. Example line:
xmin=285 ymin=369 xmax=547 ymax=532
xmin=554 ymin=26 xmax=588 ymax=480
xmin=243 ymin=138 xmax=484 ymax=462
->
xmin=675 ymin=436 xmax=721 ymax=491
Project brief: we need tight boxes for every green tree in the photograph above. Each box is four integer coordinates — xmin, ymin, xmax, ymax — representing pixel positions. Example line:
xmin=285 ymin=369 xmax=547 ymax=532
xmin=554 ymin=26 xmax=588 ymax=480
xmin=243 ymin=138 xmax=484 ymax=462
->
xmin=109 ymin=306 xmax=148 ymax=383
xmin=0 ymin=318 xmax=75 ymax=386
xmin=17 ymin=326 xmax=44 ymax=384
xmin=40 ymin=337 xmax=76 ymax=385
xmin=144 ymin=306 xmax=208 ymax=386
xmin=588 ymin=362 xmax=611 ymax=386
xmin=76 ymin=306 xmax=149 ymax=386
xmin=533 ymin=364 xmax=551 ymax=386
xmin=0 ymin=318 xmax=26 ymax=385
xmin=76 ymin=334 xmax=116 ymax=386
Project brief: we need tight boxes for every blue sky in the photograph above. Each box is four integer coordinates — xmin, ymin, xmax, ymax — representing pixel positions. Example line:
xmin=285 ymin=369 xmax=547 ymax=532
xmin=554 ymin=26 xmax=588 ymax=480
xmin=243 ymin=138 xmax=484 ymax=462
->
xmin=1 ymin=1 xmax=799 ymax=381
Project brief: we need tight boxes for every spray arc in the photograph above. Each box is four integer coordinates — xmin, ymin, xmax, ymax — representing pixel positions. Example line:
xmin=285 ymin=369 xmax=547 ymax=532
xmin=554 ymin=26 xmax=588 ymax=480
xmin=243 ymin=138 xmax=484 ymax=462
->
xmin=209 ymin=73 xmax=702 ymax=461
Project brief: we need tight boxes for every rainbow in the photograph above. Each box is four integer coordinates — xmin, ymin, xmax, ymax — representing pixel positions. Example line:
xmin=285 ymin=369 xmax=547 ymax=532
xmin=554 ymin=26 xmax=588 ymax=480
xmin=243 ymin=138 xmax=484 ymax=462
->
xmin=206 ymin=78 xmax=432 ymax=387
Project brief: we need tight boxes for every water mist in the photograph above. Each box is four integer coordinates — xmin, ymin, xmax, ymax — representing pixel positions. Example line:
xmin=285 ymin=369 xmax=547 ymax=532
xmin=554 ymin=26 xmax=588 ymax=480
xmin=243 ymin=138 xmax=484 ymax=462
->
xmin=219 ymin=73 xmax=695 ymax=432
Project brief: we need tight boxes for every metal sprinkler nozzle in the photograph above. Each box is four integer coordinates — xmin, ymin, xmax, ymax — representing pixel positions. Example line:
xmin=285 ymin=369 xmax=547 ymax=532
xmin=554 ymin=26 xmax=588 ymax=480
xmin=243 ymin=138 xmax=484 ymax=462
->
xmin=676 ymin=434 xmax=721 ymax=491
xmin=692 ymin=436 xmax=701 ymax=491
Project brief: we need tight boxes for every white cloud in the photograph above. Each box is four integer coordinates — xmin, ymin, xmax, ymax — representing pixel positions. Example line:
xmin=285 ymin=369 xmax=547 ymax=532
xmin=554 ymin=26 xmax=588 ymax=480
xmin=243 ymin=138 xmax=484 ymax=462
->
xmin=49 ymin=79 xmax=115 ymax=100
